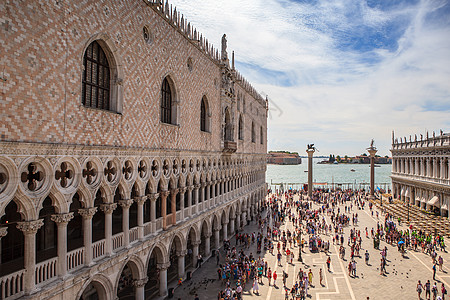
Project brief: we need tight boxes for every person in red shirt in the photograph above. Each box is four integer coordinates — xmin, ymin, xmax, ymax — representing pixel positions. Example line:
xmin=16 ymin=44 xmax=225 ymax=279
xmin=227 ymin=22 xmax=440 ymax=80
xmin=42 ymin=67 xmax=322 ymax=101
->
xmin=273 ymin=271 xmax=278 ymax=287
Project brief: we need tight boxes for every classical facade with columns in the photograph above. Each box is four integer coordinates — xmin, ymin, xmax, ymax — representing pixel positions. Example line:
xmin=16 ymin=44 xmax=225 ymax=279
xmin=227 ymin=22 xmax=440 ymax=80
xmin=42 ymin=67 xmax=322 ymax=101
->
xmin=0 ymin=0 xmax=268 ymax=299
xmin=391 ymin=131 xmax=450 ymax=218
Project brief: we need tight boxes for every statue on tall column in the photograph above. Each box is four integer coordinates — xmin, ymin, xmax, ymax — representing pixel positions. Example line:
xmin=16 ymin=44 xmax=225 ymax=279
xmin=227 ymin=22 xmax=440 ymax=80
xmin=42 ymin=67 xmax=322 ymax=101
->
xmin=221 ymin=34 xmax=228 ymax=61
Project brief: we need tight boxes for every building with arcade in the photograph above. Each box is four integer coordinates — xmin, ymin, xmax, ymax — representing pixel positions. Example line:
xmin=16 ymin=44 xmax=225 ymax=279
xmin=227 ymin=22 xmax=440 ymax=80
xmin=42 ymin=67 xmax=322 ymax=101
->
xmin=0 ymin=0 xmax=268 ymax=299
xmin=391 ymin=131 xmax=450 ymax=218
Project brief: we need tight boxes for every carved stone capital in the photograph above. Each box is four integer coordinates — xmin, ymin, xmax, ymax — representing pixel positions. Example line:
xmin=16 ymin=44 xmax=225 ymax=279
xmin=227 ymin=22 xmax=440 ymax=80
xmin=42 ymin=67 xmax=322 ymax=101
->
xmin=147 ymin=193 xmax=159 ymax=201
xmin=118 ymin=199 xmax=134 ymax=209
xmin=133 ymin=277 xmax=148 ymax=288
xmin=201 ymin=183 xmax=207 ymax=188
xmin=194 ymin=184 xmax=200 ymax=190
xmin=100 ymin=203 xmax=117 ymax=214
xmin=134 ymin=196 xmax=147 ymax=205
xmin=192 ymin=240 xmax=201 ymax=246
xmin=205 ymin=232 xmax=212 ymax=239
xmin=159 ymin=190 xmax=170 ymax=198
xmin=0 ymin=227 xmax=8 ymax=238
xmin=78 ymin=207 xmax=98 ymax=219
xmin=157 ymin=262 xmax=171 ymax=271
xmin=214 ymin=226 xmax=222 ymax=231
xmin=178 ymin=187 xmax=187 ymax=193
xmin=17 ymin=219 xmax=44 ymax=234
xmin=176 ymin=249 xmax=188 ymax=257
xmin=170 ymin=188 xmax=179 ymax=196
xmin=187 ymin=186 xmax=194 ymax=192
xmin=222 ymin=220 xmax=229 ymax=225
xmin=51 ymin=212 xmax=74 ymax=224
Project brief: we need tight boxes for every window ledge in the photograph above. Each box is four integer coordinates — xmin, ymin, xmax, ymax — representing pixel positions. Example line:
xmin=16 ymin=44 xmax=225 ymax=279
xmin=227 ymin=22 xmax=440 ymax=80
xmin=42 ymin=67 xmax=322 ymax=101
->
xmin=81 ymin=105 xmax=122 ymax=115
xmin=200 ymin=130 xmax=211 ymax=134
xmin=160 ymin=121 xmax=180 ymax=128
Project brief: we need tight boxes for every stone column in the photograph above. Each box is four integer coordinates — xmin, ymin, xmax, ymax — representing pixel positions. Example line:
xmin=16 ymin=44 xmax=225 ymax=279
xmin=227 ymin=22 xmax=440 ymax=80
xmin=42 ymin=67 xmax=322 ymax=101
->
xmin=223 ymin=221 xmax=228 ymax=240
xmin=135 ymin=196 xmax=147 ymax=241
xmin=415 ymin=158 xmax=419 ymax=175
xmin=170 ymin=189 xmax=179 ymax=226
xmin=204 ymin=233 xmax=211 ymax=256
xmin=79 ymin=207 xmax=97 ymax=266
xmin=236 ymin=214 xmax=241 ymax=230
xmin=204 ymin=183 xmax=210 ymax=209
xmin=220 ymin=180 xmax=224 ymax=203
xmin=133 ymin=278 xmax=148 ymax=300
xmin=212 ymin=181 xmax=216 ymax=206
xmin=118 ymin=199 xmax=133 ymax=248
xmin=368 ymin=145 xmax=378 ymax=199
xmin=177 ymin=250 xmax=187 ymax=278
xmin=440 ymin=159 xmax=445 ymax=179
xmin=229 ymin=217 xmax=235 ymax=235
xmin=160 ymin=191 xmax=170 ymax=230
xmin=192 ymin=241 xmax=200 ymax=268
xmin=186 ymin=186 xmax=193 ymax=218
xmin=200 ymin=184 xmax=205 ymax=212
xmin=306 ymin=148 xmax=315 ymax=199
xmin=194 ymin=185 xmax=200 ymax=215
xmin=148 ymin=193 xmax=158 ymax=233
xmin=51 ymin=213 xmax=74 ymax=278
xmin=214 ymin=227 xmax=221 ymax=250
xmin=179 ymin=187 xmax=186 ymax=220
xmin=158 ymin=262 xmax=170 ymax=297
xmin=17 ymin=219 xmax=43 ymax=295
xmin=100 ymin=203 xmax=117 ymax=256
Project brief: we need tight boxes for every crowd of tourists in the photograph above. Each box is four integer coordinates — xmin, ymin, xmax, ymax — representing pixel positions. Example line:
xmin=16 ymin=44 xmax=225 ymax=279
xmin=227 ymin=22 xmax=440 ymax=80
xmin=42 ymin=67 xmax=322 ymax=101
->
xmin=196 ymin=187 xmax=450 ymax=300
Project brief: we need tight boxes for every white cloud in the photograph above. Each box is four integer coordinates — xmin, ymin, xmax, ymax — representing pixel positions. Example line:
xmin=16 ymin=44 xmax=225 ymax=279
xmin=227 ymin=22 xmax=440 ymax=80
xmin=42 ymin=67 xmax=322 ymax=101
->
xmin=170 ymin=0 xmax=450 ymax=156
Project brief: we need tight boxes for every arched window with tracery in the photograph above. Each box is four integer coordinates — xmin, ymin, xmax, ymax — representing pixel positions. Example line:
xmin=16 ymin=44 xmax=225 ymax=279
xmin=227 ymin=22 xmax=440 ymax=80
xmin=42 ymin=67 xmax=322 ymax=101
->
xmin=224 ymin=107 xmax=232 ymax=141
xmin=251 ymin=121 xmax=255 ymax=143
xmin=238 ymin=115 xmax=243 ymax=140
xmin=200 ymin=96 xmax=209 ymax=132
xmin=161 ymin=77 xmax=175 ymax=124
xmin=82 ymin=41 xmax=111 ymax=110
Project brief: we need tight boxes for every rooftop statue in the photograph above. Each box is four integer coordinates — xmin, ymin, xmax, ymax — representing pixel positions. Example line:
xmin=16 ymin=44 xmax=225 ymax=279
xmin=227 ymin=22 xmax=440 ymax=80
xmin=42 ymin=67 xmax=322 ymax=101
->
xmin=221 ymin=34 xmax=228 ymax=61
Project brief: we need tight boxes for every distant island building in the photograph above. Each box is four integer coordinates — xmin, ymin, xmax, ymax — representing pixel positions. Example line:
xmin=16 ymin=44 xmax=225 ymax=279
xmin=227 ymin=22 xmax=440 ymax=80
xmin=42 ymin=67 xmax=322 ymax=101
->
xmin=267 ymin=151 xmax=302 ymax=165
xmin=391 ymin=131 xmax=450 ymax=218
xmin=318 ymin=154 xmax=392 ymax=164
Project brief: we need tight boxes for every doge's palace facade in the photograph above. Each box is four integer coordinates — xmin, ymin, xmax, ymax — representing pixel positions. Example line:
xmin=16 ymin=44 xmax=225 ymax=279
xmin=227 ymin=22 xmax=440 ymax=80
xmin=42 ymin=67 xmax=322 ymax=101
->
xmin=0 ymin=1 xmax=268 ymax=299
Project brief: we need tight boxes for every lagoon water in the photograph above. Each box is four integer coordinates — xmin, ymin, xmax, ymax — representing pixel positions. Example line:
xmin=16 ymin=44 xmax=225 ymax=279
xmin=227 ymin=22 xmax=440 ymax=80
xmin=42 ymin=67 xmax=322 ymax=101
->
xmin=266 ymin=158 xmax=392 ymax=191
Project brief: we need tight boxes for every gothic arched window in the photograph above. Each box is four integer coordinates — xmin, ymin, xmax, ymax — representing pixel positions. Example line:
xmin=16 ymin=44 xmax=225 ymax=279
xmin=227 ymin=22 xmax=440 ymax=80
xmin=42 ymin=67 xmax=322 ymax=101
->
xmin=82 ymin=41 xmax=111 ymax=110
xmin=251 ymin=121 xmax=255 ymax=143
xmin=161 ymin=78 xmax=173 ymax=124
xmin=200 ymin=96 xmax=209 ymax=132
xmin=238 ymin=115 xmax=243 ymax=140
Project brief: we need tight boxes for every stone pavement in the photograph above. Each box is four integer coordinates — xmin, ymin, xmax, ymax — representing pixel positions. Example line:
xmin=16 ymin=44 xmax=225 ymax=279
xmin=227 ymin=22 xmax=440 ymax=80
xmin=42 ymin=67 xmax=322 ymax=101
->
xmin=172 ymin=194 xmax=450 ymax=300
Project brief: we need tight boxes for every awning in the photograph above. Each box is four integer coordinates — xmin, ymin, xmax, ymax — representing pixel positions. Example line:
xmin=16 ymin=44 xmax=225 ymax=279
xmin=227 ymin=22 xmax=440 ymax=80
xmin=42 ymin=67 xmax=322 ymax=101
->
xmin=427 ymin=196 xmax=439 ymax=207
xmin=405 ymin=189 xmax=410 ymax=198
xmin=442 ymin=204 xmax=448 ymax=211
xmin=420 ymin=197 xmax=427 ymax=203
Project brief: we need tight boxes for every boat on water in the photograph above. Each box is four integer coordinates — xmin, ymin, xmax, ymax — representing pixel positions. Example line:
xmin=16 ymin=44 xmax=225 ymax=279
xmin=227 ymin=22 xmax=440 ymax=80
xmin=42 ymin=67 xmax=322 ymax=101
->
xmin=350 ymin=169 xmax=356 ymax=172
xmin=333 ymin=161 xmax=338 ymax=164
xmin=304 ymin=170 xmax=308 ymax=172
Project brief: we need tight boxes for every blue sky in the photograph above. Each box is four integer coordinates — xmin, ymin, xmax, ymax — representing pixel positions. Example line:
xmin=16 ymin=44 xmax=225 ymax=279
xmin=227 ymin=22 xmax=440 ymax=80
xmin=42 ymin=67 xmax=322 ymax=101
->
xmin=170 ymin=0 xmax=450 ymax=156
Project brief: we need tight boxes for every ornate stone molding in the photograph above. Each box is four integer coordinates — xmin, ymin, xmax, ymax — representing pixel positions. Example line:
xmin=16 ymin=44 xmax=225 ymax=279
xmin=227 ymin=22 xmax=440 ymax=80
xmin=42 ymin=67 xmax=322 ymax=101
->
xmin=194 ymin=184 xmax=200 ymax=189
xmin=178 ymin=187 xmax=187 ymax=193
xmin=159 ymin=190 xmax=170 ymax=198
xmin=176 ymin=249 xmax=188 ymax=257
xmin=192 ymin=240 xmax=201 ymax=246
xmin=170 ymin=188 xmax=179 ymax=196
xmin=51 ymin=212 xmax=74 ymax=224
xmin=134 ymin=196 xmax=147 ymax=205
xmin=133 ymin=277 xmax=148 ymax=288
xmin=79 ymin=207 xmax=98 ymax=219
xmin=17 ymin=219 xmax=44 ymax=234
xmin=147 ymin=193 xmax=159 ymax=201
xmin=100 ymin=203 xmax=117 ymax=214
xmin=118 ymin=199 xmax=134 ymax=209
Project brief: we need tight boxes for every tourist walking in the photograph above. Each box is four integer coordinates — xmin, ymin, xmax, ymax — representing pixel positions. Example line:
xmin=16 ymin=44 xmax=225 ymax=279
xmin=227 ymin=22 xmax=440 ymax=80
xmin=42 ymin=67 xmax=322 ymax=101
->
xmin=417 ymin=280 xmax=423 ymax=299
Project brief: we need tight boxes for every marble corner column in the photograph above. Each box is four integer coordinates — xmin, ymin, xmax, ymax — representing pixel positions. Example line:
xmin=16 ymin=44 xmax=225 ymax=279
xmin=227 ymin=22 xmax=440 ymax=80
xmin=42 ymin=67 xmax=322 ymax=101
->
xmin=51 ymin=213 xmax=74 ymax=277
xmin=135 ymin=196 xmax=147 ymax=241
xmin=193 ymin=185 xmax=200 ymax=215
xmin=17 ymin=219 xmax=44 ymax=295
xmin=186 ymin=186 xmax=193 ymax=218
xmin=214 ymin=227 xmax=221 ymax=250
xmin=100 ymin=203 xmax=117 ymax=256
xmin=192 ymin=241 xmax=200 ymax=268
xmin=133 ymin=277 xmax=148 ymax=300
xmin=78 ymin=207 xmax=97 ymax=266
xmin=204 ymin=233 xmax=211 ymax=256
xmin=222 ymin=221 xmax=228 ymax=240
